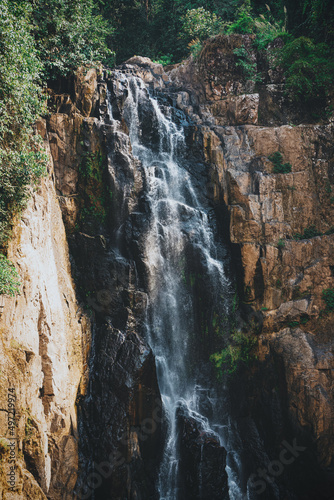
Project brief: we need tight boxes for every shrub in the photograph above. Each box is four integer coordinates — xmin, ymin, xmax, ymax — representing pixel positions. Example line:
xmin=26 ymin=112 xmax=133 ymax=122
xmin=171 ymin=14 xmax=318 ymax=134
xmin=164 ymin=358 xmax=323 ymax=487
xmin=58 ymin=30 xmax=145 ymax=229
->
xmin=278 ymin=37 xmax=334 ymax=105
xmin=31 ymin=0 xmax=113 ymax=79
xmin=188 ymin=39 xmax=203 ymax=59
xmin=293 ymin=224 xmax=321 ymax=240
xmin=182 ymin=7 xmax=223 ymax=42
xmin=0 ymin=255 xmax=20 ymax=296
xmin=227 ymin=1 xmax=287 ymax=50
xmin=227 ymin=0 xmax=255 ymax=34
xmin=268 ymin=151 xmax=292 ymax=173
xmin=233 ymin=46 xmax=261 ymax=82
xmin=303 ymin=224 xmax=321 ymax=239
xmin=153 ymin=54 xmax=174 ymax=66
xmin=0 ymin=0 xmax=48 ymax=246
xmin=277 ymin=238 xmax=285 ymax=249
xmin=210 ymin=331 xmax=257 ymax=376
xmin=322 ymin=288 xmax=334 ymax=311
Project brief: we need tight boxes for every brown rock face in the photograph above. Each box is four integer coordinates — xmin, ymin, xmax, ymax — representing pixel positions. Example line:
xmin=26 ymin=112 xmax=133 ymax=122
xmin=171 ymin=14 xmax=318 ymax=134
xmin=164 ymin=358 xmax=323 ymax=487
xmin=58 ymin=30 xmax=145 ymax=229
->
xmin=205 ymin=123 xmax=334 ymax=325
xmin=270 ymin=328 xmax=333 ymax=468
xmin=0 ymin=122 xmax=90 ymax=498
xmin=1 ymin=66 xmax=164 ymax=499
xmin=1 ymin=35 xmax=333 ymax=499
xmin=166 ymin=35 xmax=334 ymax=497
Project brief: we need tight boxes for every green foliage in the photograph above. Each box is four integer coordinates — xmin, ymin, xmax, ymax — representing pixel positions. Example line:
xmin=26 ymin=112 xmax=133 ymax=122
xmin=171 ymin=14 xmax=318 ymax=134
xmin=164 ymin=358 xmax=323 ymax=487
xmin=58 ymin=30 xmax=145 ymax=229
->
xmin=278 ymin=37 xmax=334 ymax=105
xmin=300 ymin=315 xmax=309 ymax=325
xmin=293 ymin=224 xmax=321 ymax=240
xmin=277 ymin=238 xmax=285 ymax=249
xmin=325 ymin=182 xmax=332 ymax=194
xmin=181 ymin=7 xmax=223 ymax=41
xmin=0 ymin=0 xmax=48 ymax=246
xmin=268 ymin=151 xmax=292 ymax=173
xmin=25 ymin=415 xmax=34 ymax=440
xmin=0 ymin=255 xmax=20 ymax=296
xmin=233 ymin=46 xmax=261 ymax=81
xmin=153 ymin=54 xmax=174 ymax=66
xmin=188 ymin=39 xmax=203 ymax=59
xmin=325 ymin=226 xmax=334 ymax=235
xmin=322 ymin=288 xmax=334 ymax=311
xmin=232 ymin=288 xmax=239 ymax=314
xmin=30 ymin=0 xmax=113 ymax=79
xmin=227 ymin=1 xmax=287 ymax=50
xmin=252 ymin=4 xmax=288 ymax=50
xmin=227 ymin=0 xmax=255 ymax=34
xmin=79 ymin=149 xmax=111 ymax=227
xmin=303 ymin=224 xmax=321 ymax=239
xmin=210 ymin=331 xmax=257 ymax=376
xmin=300 ymin=0 xmax=334 ymax=44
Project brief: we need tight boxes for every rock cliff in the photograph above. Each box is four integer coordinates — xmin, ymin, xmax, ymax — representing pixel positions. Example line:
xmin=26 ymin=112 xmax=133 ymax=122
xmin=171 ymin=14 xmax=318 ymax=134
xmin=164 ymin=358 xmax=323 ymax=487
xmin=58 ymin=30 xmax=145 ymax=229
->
xmin=117 ymin=36 xmax=334 ymax=497
xmin=0 ymin=121 xmax=90 ymax=499
xmin=167 ymin=35 xmax=334 ymax=499
xmin=0 ymin=33 xmax=333 ymax=500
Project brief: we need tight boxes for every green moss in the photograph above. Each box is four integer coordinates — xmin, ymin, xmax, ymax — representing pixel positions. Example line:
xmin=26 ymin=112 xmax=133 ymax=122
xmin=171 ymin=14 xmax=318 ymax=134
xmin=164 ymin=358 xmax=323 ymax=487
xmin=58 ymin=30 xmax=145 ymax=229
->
xmin=0 ymin=255 xmax=20 ymax=296
xmin=303 ymin=224 xmax=321 ymax=239
xmin=25 ymin=415 xmax=34 ymax=441
xmin=325 ymin=227 xmax=334 ymax=235
xmin=79 ymin=149 xmax=112 ymax=228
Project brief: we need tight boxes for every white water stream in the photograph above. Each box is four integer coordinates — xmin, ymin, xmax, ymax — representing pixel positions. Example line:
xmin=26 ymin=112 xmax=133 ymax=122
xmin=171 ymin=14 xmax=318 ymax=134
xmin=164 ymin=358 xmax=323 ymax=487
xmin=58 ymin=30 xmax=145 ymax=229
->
xmin=108 ymin=72 xmax=242 ymax=500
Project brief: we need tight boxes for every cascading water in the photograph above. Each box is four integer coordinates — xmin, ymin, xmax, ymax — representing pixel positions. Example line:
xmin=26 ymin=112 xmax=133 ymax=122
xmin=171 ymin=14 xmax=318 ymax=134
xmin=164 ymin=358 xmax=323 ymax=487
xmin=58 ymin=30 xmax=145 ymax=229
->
xmin=108 ymin=71 xmax=242 ymax=499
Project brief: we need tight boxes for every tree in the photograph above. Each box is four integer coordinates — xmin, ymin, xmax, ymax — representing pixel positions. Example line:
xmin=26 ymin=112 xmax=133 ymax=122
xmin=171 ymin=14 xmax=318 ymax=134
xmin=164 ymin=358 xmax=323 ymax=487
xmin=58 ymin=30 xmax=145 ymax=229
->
xmin=0 ymin=0 xmax=47 ymax=246
xmin=31 ymin=0 xmax=113 ymax=79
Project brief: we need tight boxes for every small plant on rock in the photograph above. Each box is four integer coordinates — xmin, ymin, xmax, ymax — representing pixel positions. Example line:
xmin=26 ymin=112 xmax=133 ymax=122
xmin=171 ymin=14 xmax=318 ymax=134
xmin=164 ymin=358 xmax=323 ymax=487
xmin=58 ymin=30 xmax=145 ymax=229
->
xmin=0 ymin=255 xmax=20 ymax=296
xmin=268 ymin=151 xmax=292 ymax=173
xmin=322 ymin=288 xmax=334 ymax=312
xmin=210 ymin=331 xmax=257 ymax=377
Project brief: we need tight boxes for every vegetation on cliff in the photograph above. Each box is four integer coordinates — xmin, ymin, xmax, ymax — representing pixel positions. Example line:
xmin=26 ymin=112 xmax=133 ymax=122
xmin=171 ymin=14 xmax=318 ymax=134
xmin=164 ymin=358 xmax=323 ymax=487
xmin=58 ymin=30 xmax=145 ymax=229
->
xmin=0 ymin=0 xmax=333 ymax=297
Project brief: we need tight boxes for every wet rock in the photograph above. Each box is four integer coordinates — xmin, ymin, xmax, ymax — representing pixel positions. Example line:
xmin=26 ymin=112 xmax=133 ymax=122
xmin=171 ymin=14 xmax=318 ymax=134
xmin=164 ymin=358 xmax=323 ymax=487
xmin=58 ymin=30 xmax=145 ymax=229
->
xmin=177 ymin=407 xmax=229 ymax=500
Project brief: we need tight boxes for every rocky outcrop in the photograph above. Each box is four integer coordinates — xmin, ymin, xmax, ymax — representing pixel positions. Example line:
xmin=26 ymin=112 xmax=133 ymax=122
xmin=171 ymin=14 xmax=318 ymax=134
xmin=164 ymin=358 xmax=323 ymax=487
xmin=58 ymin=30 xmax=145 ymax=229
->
xmin=202 ymin=123 xmax=334 ymax=328
xmin=115 ymin=36 xmax=334 ymax=499
xmin=165 ymin=35 xmax=334 ymax=499
xmin=76 ymin=46 xmax=334 ymax=498
xmin=1 ymin=34 xmax=333 ymax=500
xmin=1 ymin=65 xmax=164 ymax=499
xmin=177 ymin=406 xmax=229 ymax=500
xmin=0 ymin=121 xmax=90 ymax=499
xmin=46 ymin=67 xmax=164 ymax=499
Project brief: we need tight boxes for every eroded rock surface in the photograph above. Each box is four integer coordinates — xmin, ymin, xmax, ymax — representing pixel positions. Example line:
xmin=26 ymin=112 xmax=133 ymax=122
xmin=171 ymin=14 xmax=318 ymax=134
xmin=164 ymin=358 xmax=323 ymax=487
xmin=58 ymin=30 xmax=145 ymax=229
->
xmin=0 ymin=124 xmax=90 ymax=499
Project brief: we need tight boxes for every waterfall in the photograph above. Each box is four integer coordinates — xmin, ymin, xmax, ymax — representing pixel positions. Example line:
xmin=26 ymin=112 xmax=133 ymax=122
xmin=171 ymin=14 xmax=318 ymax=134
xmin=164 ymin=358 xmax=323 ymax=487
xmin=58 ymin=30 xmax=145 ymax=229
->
xmin=108 ymin=72 xmax=241 ymax=499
